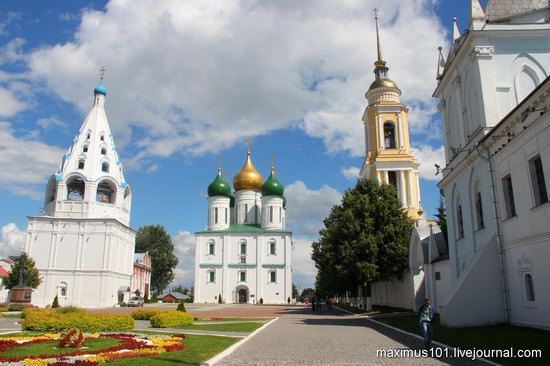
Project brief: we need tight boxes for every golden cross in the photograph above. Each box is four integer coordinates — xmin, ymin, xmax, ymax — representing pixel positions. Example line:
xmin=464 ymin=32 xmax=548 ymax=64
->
xmin=244 ymin=137 xmax=252 ymax=153
xmin=215 ymin=156 xmax=223 ymax=170
xmin=99 ymin=66 xmax=106 ymax=81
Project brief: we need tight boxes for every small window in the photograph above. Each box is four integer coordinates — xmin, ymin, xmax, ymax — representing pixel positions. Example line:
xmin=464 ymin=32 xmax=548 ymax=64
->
xmin=208 ymin=271 xmax=215 ymax=283
xmin=387 ymin=171 xmax=397 ymax=188
xmin=100 ymin=134 xmax=105 ymax=141
xmin=240 ymin=242 xmax=247 ymax=255
xmin=269 ymin=206 xmax=273 ymax=223
xmin=269 ymin=241 xmax=276 ymax=255
xmin=102 ymin=162 xmax=109 ymax=173
xmin=475 ymin=191 xmax=484 ymax=230
xmin=86 ymin=132 xmax=91 ymax=139
xmin=457 ymin=204 xmax=464 ymax=239
xmin=384 ymin=122 xmax=396 ymax=149
xmin=60 ymin=287 xmax=67 ymax=296
xmin=83 ymin=145 xmax=89 ymax=153
xmin=208 ymin=241 xmax=215 ymax=255
xmin=215 ymin=207 xmax=219 ymax=224
xmin=435 ymin=272 xmax=441 ymax=281
xmin=244 ymin=204 xmax=248 ymax=223
xmin=96 ymin=180 xmax=115 ymax=203
xmin=101 ymin=147 xmax=107 ymax=155
xmin=279 ymin=207 xmax=282 ymax=223
xmin=225 ymin=208 xmax=228 ymax=224
xmin=239 ymin=271 xmax=246 ymax=282
xmin=525 ymin=273 xmax=535 ymax=302
xmin=78 ymin=160 xmax=85 ymax=170
xmin=67 ymin=177 xmax=85 ymax=201
xmin=529 ymin=156 xmax=548 ymax=207
xmin=270 ymin=271 xmax=276 ymax=283
xmin=502 ymin=175 xmax=516 ymax=218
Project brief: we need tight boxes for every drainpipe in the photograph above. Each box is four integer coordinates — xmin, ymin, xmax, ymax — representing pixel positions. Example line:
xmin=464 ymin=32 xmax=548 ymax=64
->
xmin=475 ymin=143 xmax=510 ymax=323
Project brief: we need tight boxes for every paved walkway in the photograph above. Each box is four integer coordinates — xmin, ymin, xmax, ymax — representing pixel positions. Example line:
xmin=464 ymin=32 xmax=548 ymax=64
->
xmin=217 ymin=307 xmax=489 ymax=366
xmin=0 ymin=318 xmax=21 ymax=333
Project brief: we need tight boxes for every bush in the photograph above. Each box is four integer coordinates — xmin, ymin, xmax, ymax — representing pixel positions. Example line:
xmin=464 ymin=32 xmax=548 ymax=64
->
xmin=150 ymin=311 xmax=194 ymax=328
xmin=23 ymin=309 xmax=134 ymax=332
xmin=52 ymin=295 xmax=59 ymax=308
xmin=185 ymin=296 xmax=194 ymax=303
xmin=0 ymin=307 xmax=8 ymax=313
xmin=56 ymin=306 xmax=85 ymax=315
xmin=218 ymin=294 xmax=222 ymax=304
xmin=8 ymin=305 xmax=24 ymax=312
xmin=177 ymin=301 xmax=186 ymax=312
xmin=131 ymin=309 xmax=168 ymax=320
xmin=287 ymin=297 xmax=291 ymax=304
xmin=259 ymin=298 xmax=263 ymax=304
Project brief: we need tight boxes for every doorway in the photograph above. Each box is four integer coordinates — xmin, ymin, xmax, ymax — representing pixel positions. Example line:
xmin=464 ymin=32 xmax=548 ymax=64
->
xmin=238 ymin=288 xmax=248 ymax=303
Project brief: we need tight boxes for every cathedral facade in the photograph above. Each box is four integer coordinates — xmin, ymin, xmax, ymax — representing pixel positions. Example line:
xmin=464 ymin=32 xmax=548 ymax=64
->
xmin=435 ymin=1 xmax=550 ymax=328
xmin=194 ymin=150 xmax=292 ymax=304
xmin=25 ymin=81 xmax=136 ymax=308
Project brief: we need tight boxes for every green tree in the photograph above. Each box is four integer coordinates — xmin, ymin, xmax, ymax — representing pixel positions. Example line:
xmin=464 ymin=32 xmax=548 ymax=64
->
xmin=177 ymin=301 xmax=186 ymax=312
xmin=52 ymin=295 xmax=59 ymax=308
xmin=435 ymin=195 xmax=448 ymax=243
xmin=299 ymin=288 xmax=315 ymax=302
xmin=1 ymin=252 xmax=42 ymax=289
xmin=312 ymin=177 xmax=413 ymax=296
xmin=292 ymin=284 xmax=299 ymax=299
xmin=135 ymin=225 xmax=179 ymax=295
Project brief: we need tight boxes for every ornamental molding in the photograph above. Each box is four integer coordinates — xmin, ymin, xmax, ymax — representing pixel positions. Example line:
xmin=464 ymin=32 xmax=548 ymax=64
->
xmin=438 ymin=150 xmax=480 ymax=190
xmin=471 ymin=46 xmax=495 ymax=60
xmin=517 ymin=254 xmax=532 ymax=270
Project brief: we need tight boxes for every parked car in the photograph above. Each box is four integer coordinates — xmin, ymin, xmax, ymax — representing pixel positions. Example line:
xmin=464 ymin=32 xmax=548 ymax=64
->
xmin=128 ymin=296 xmax=144 ymax=307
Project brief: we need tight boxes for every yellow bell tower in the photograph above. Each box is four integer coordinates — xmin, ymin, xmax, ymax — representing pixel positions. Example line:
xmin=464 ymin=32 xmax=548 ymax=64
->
xmin=359 ymin=11 xmax=422 ymax=220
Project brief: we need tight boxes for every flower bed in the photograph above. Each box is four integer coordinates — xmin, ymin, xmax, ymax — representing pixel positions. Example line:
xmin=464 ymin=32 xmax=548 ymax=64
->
xmin=0 ymin=332 xmax=184 ymax=365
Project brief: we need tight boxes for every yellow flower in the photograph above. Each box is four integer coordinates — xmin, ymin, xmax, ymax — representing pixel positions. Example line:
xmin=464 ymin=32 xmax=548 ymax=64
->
xmin=22 ymin=359 xmax=50 ymax=366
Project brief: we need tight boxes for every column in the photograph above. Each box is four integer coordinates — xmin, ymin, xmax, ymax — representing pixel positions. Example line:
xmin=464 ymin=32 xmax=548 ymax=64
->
xmin=364 ymin=119 xmax=370 ymax=153
xmin=377 ymin=113 xmax=383 ymax=150
xmin=380 ymin=170 xmax=387 ymax=184
xmin=415 ymin=171 xmax=421 ymax=210
xmin=407 ymin=170 xmax=413 ymax=207
xmin=398 ymin=170 xmax=406 ymax=207
xmin=397 ymin=113 xmax=403 ymax=149
xmin=376 ymin=170 xmax=382 ymax=183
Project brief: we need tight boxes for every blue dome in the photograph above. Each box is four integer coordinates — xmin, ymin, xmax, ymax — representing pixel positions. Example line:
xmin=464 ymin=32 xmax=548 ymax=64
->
xmin=94 ymin=84 xmax=107 ymax=96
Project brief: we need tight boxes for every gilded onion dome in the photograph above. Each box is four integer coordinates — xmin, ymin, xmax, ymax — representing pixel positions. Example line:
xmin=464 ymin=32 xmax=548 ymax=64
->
xmin=261 ymin=167 xmax=284 ymax=197
xmin=208 ymin=168 xmax=232 ymax=197
xmin=233 ymin=151 xmax=264 ymax=191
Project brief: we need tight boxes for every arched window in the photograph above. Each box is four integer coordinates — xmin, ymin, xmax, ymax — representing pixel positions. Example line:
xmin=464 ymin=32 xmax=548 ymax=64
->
xmin=384 ymin=122 xmax=396 ymax=149
xmin=387 ymin=171 xmax=397 ymax=188
xmin=78 ymin=160 xmax=85 ymax=170
xmin=96 ymin=180 xmax=116 ymax=204
xmin=208 ymin=240 xmax=215 ymax=255
xmin=473 ymin=181 xmax=484 ymax=230
xmin=58 ymin=281 xmax=68 ymax=297
xmin=101 ymin=162 xmax=109 ymax=173
xmin=83 ymin=145 xmax=89 ymax=153
xmin=269 ymin=240 xmax=276 ymax=255
xmin=524 ymin=273 xmax=535 ymax=302
xmin=269 ymin=270 xmax=277 ymax=283
xmin=239 ymin=271 xmax=246 ymax=282
xmin=244 ymin=203 xmax=249 ymax=223
xmin=100 ymin=133 xmax=105 ymax=142
xmin=86 ymin=130 xmax=91 ymax=140
xmin=66 ymin=176 xmax=85 ymax=201
xmin=269 ymin=206 xmax=274 ymax=223
xmin=240 ymin=240 xmax=247 ymax=255
xmin=101 ymin=147 xmax=107 ymax=155
xmin=455 ymin=193 xmax=464 ymax=239
xmin=208 ymin=270 xmax=215 ymax=283
xmin=215 ymin=207 xmax=219 ymax=224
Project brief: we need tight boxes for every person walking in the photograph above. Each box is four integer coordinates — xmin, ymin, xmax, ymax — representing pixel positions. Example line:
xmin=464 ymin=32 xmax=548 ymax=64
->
xmin=418 ymin=298 xmax=434 ymax=350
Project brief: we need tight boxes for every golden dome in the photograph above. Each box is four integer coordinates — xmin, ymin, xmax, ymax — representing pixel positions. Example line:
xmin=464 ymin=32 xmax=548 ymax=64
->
xmin=233 ymin=152 xmax=264 ymax=191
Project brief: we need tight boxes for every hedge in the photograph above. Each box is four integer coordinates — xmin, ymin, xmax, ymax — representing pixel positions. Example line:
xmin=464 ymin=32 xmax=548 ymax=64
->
xmin=150 ymin=311 xmax=194 ymax=328
xmin=131 ymin=309 xmax=169 ymax=320
xmin=23 ymin=309 xmax=134 ymax=332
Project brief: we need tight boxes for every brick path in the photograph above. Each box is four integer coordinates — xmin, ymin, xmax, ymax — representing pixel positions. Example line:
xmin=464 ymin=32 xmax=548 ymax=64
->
xmin=217 ymin=307 xmax=489 ymax=366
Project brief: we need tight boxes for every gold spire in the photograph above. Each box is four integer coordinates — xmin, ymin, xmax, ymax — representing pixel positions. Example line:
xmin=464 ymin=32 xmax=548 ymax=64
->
xmin=233 ymin=143 xmax=264 ymax=191
xmin=374 ymin=8 xmax=386 ymax=68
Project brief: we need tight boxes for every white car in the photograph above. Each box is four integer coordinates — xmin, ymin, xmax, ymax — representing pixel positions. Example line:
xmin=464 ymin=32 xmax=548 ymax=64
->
xmin=128 ymin=296 xmax=144 ymax=307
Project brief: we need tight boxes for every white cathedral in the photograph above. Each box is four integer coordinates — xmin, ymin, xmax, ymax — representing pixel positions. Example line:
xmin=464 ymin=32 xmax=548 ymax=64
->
xmin=194 ymin=150 xmax=292 ymax=304
xmin=24 ymin=81 xmax=136 ymax=308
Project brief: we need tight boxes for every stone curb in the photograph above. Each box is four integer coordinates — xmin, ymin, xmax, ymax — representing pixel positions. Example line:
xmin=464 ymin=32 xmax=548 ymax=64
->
xmin=334 ymin=305 xmax=501 ymax=366
xmin=201 ymin=317 xmax=279 ymax=366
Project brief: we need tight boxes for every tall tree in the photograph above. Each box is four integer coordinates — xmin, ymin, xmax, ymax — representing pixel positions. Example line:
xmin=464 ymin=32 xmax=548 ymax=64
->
xmin=1 ymin=252 xmax=42 ymax=289
xmin=312 ymin=177 xmax=413 ymax=296
xmin=435 ymin=195 xmax=448 ymax=243
xmin=135 ymin=225 xmax=179 ymax=295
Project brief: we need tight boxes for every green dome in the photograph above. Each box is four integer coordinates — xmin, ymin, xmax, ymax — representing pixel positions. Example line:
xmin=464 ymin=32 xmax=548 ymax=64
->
xmin=208 ymin=170 xmax=232 ymax=198
xmin=261 ymin=168 xmax=284 ymax=197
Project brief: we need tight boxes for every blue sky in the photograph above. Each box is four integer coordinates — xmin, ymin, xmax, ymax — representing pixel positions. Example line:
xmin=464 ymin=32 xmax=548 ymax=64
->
xmin=0 ymin=0 xmax=481 ymax=289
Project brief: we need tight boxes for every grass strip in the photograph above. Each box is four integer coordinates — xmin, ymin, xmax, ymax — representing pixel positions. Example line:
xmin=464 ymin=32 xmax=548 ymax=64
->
xmin=376 ymin=314 xmax=550 ymax=366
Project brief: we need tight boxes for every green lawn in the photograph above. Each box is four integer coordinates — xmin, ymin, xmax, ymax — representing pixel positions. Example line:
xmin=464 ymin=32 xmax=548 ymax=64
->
xmin=176 ymin=322 xmax=265 ymax=332
xmin=376 ymin=314 xmax=550 ymax=366
xmin=107 ymin=334 xmax=239 ymax=366
xmin=0 ymin=338 xmax=119 ymax=359
xmin=196 ymin=317 xmax=272 ymax=322
xmin=335 ymin=304 xmax=409 ymax=316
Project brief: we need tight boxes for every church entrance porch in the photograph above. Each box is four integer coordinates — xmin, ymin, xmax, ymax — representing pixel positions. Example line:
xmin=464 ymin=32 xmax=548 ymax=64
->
xmin=233 ymin=285 xmax=249 ymax=304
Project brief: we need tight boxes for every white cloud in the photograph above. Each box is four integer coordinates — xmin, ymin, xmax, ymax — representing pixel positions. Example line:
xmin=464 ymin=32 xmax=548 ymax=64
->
xmin=292 ymin=237 xmax=317 ymax=289
xmin=285 ymin=180 xmax=342 ymax=237
xmin=172 ymin=230 xmax=195 ymax=287
xmin=24 ymin=0 xmax=447 ymax=163
xmin=0 ymin=122 xmax=65 ymax=197
xmin=0 ymin=223 xmax=25 ymax=258
xmin=341 ymin=166 xmax=360 ymax=180
xmin=412 ymin=144 xmax=445 ymax=181
xmin=0 ymin=88 xmax=27 ymax=117
xmin=36 ymin=116 xmax=68 ymax=130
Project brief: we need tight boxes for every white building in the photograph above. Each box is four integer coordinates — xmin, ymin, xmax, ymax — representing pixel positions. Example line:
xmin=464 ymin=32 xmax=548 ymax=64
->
xmin=194 ymin=150 xmax=292 ymax=304
xmin=25 ymin=80 xmax=136 ymax=308
xmin=434 ymin=0 xmax=550 ymax=328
